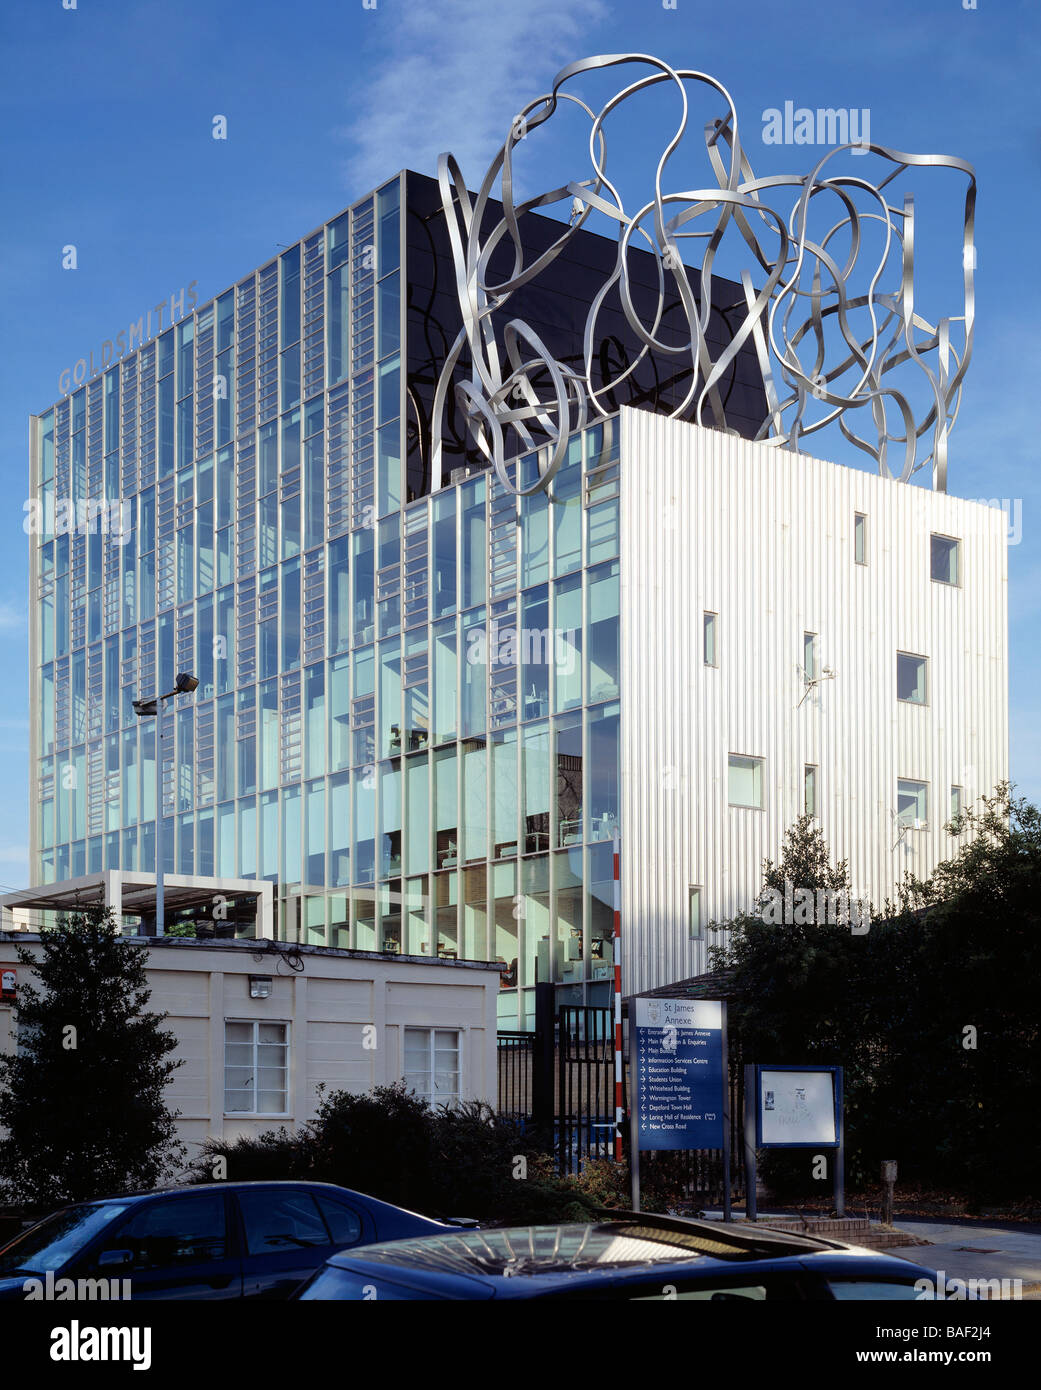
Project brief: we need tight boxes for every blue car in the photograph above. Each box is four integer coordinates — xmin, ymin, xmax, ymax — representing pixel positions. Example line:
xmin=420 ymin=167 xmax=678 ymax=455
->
xmin=0 ymin=1181 xmax=472 ymax=1300
xmin=297 ymin=1213 xmax=949 ymax=1301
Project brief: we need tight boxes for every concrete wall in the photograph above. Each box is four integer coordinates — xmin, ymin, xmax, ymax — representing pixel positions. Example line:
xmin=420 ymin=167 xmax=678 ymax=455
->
xmin=0 ymin=935 xmax=500 ymax=1162
xmin=619 ymin=407 xmax=1008 ymax=995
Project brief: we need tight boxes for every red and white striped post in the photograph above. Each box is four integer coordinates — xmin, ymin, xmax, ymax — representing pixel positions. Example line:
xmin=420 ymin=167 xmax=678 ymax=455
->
xmin=612 ymin=826 xmax=623 ymax=1162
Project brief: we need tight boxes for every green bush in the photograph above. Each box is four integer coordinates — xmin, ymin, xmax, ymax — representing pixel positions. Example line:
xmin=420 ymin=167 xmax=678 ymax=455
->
xmin=191 ymin=1126 xmax=310 ymax=1183
xmin=190 ymin=1083 xmax=615 ymax=1224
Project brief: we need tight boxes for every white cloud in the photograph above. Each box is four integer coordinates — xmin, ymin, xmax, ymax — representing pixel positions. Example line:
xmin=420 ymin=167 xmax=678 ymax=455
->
xmin=340 ymin=0 xmax=607 ymax=195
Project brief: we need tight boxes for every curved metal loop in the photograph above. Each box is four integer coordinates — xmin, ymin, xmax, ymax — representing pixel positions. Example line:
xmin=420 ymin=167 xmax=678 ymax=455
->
xmin=429 ymin=53 xmax=975 ymax=494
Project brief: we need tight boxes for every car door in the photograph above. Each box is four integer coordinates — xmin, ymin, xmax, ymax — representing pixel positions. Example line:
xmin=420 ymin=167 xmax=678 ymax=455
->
xmin=88 ymin=1192 xmax=242 ymax=1300
xmin=619 ymin=1270 xmax=810 ymax=1300
xmin=237 ymin=1188 xmax=360 ymax=1299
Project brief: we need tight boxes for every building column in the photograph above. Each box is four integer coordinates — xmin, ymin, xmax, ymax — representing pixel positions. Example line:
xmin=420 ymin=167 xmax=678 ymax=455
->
xmin=109 ymin=872 xmax=123 ymax=932
xmin=208 ymin=968 xmax=224 ymax=1148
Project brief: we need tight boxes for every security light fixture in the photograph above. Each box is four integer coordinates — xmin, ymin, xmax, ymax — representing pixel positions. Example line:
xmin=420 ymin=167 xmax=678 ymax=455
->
xmin=129 ymin=673 xmax=200 ymax=937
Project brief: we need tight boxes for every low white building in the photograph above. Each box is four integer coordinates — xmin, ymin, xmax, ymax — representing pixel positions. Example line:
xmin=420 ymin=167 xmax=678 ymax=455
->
xmin=0 ymin=932 xmax=501 ymax=1161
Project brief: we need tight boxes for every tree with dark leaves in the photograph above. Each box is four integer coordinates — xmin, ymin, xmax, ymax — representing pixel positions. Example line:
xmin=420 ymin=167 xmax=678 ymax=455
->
xmin=0 ymin=904 xmax=185 ymax=1211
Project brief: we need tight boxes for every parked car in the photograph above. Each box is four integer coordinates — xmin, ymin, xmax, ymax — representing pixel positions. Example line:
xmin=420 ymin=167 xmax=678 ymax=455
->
xmin=0 ymin=1181 xmax=473 ymax=1300
xmin=296 ymin=1212 xmax=949 ymax=1300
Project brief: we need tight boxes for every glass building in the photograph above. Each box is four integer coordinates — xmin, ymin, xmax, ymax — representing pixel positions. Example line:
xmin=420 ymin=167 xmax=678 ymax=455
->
xmin=31 ymin=169 xmax=1003 ymax=1025
xmin=27 ymin=171 xmax=768 ymax=1027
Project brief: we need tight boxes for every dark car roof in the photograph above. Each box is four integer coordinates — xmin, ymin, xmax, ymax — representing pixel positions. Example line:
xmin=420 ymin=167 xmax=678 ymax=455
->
xmin=103 ymin=1180 xmax=362 ymax=1201
xmin=320 ymin=1216 xmax=937 ymax=1297
xmin=62 ymin=1181 xmax=450 ymax=1230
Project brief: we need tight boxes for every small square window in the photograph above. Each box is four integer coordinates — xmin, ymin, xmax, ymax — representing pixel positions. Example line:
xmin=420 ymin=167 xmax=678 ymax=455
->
xmin=689 ymin=886 xmax=702 ymax=940
xmin=854 ymin=512 xmax=867 ymax=565
xmin=804 ymin=764 xmax=818 ymax=817
xmin=703 ymin=612 xmax=718 ymax=667
xmin=897 ymin=779 xmax=928 ymax=829
xmin=897 ymin=652 xmax=928 ymax=704
xmin=728 ymin=755 xmax=764 ymax=809
xmin=931 ymin=534 xmax=960 ymax=586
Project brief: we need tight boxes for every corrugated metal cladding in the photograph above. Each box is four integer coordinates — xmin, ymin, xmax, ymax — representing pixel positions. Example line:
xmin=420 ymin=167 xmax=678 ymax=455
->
xmin=618 ymin=406 xmax=1008 ymax=997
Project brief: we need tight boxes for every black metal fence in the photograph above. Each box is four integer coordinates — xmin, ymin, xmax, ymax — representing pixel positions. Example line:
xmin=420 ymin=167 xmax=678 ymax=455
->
xmin=557 ymin=1004 xmax=618 ymax=1174
xmin=496 ymin=1030 xmax=534 ymax=1124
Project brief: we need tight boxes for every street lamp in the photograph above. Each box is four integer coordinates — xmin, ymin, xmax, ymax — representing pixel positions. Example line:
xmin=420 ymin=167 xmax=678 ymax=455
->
xmin=133 ymin=672 xmax=199 ymax=936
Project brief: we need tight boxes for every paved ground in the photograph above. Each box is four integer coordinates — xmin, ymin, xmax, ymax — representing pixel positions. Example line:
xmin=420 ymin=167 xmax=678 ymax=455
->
xmin=882 ymin=1220 xmax=1041 ymax=1299
xmin=700 ymin=1209 xmax=1041 ymax=1298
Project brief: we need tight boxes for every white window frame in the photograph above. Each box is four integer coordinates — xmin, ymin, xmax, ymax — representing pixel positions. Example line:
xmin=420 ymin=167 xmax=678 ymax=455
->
xmin=403 ymin=1026 xmax=461 ymax=1109
xmin=854 ymin=512 xmax=867 ymax=566
xmin=897 ymin=779 xmax=929 ymax=830
xmin=803 ymin=632 xmax=819 ymax=683
xmin=224 ymin=1018 xmax=290 ymax=1118
xmin=950 ymin=785 xmax=963 ymax=822
xmin=896 ymin=651 xmax=929 ymax=705
xmin=728 ymin=754 xmax=765 ymax=809
xmin=703 ymin=612 xmax=718 ymax=668
xmin=930 ymin=533 xmax=961 ymax=587
xmin=688 ymin=886 xmax=703 ymax=940
xmin=804 ymin=764 xmax=818 ymax=817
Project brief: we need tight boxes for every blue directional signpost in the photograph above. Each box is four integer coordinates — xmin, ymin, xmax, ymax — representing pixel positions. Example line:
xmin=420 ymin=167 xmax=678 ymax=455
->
xmin=629 ymin=997 xmax=731 ymax=1218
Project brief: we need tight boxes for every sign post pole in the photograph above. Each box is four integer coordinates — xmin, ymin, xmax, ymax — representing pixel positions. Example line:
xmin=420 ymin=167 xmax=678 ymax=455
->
xmin=612 ymin=828 xmax=623 ymax=1163
xmin=629 ymin=1021 xmax=641 ymax=1212
xmin=720 ymin=1002 xmax=732 ymax=1222
xmin=881 ymin=1159 xmax=897 ymax=1227
xmin=743 ymin=1064 xmax=758 ymax=1223
xmin=833 ymin=1067 xmax=845 ymax=1218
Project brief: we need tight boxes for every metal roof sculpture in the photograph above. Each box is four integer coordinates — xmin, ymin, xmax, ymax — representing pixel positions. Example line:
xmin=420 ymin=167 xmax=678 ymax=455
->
xmin=430 ymin=53 xmax=975 ymax=495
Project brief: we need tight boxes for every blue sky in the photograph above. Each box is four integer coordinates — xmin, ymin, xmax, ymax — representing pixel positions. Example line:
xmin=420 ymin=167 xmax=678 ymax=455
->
xmin=0 ymin=0 xmax=1037 ymax=888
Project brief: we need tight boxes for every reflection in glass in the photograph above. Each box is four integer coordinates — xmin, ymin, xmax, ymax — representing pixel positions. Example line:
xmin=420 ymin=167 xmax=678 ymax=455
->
xmin=405 ymin=753 xmax=429 ymax=875
xmin=587 ymin=562 xmax=619 ymax=702
xmin=463 ymin=864 xmax=487 ymax=960
xmin=523 ymin=722 xmax=550 ymax=855
xmin=434 ymin=869 xmax=458 ymax=958
xmin=491 ymin=729 xmax=518 ymax=860
xmin=521 ymin=855 xmax=550 ymax=989
xmin=587 ymin=703 xmax=619 ymax=839
xmin=554 ymin=574 xmax=583 ymax=711
xmin=554 ymin=712 xmax=583 ymax=848
xmin=434 ymin=748 xmax=458 ymax=870
xmin=462 ymin=737 xmax=487 ymax=864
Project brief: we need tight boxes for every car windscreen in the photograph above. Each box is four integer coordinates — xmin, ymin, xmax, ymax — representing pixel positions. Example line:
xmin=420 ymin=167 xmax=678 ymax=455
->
xmin=0 ymin=1203 xmax=129 ymax=1275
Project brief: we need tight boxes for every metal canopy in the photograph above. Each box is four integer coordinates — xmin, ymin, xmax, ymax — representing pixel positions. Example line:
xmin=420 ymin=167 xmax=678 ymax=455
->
xmin=0 ymin=870 xmax=274 ymax=938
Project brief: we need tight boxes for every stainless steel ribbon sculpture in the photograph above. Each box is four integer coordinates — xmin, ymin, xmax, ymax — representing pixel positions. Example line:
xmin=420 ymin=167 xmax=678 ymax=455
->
xmin=430 ymin=53 xmax=975 ymax=495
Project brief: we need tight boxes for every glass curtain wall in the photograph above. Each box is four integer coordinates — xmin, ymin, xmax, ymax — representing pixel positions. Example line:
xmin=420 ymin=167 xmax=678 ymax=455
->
xmin=31 ymin=171 xmax=626 ymax=1023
